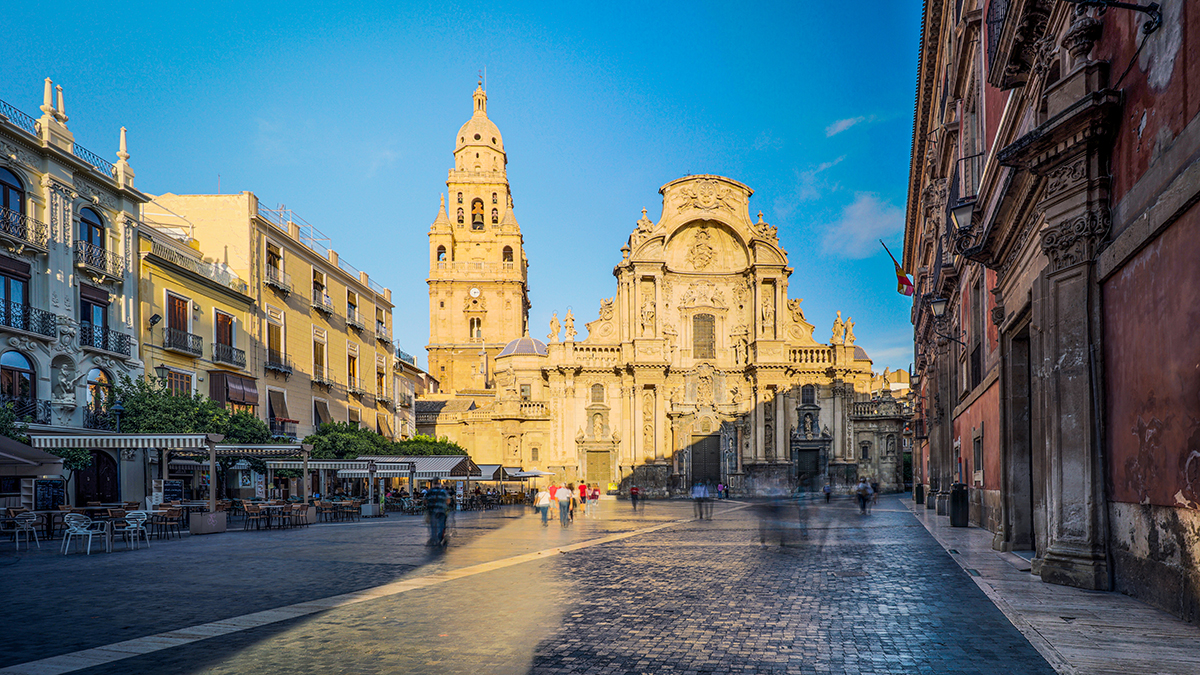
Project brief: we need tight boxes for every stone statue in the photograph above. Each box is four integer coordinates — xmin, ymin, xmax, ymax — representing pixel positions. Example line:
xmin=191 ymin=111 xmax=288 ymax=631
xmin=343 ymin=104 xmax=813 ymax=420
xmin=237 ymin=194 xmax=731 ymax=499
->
xmin=52 ymin=359 xmax=86 ymax=405
xmin=831 ymin=311 xmax=845 ymax=345
xmin=548 ymin=312 xmax=560 ymax=342
xmin=641 ymin=301 xmax=655 ymax=338
xmin=593 ymin=414 xmax=603 ymax=439
xmin=882 ymin=367 xmax=890 ymax=387
xmin=760 ymin=293 xmax=774 ymax=334
xmin=844 ymin=317 xmax=856 ymax=345
xmin=563 ymin=309 xmax=576 ymax=341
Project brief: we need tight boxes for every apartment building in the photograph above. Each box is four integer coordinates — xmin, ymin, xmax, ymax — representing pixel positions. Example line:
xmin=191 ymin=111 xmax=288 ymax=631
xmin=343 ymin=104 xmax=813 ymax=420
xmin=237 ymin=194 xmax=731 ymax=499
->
xmin=0 ymin=79 xmax=148 ymax=504
xmin=394 ymin=348 xmax=438 ymax=439
xmin=137 ymin=213 xmax=257 ymax=408
xmin=149 ymin=193 xmax=395 ymax=440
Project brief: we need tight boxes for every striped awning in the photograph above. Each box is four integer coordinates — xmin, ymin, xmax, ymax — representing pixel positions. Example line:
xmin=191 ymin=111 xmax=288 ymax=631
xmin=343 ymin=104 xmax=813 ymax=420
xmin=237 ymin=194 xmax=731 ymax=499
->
xmin=264 ymin=459 xmax=402 ymax=470
xmin=29 ymin=433 xmax=223 ymax=450
xmin=337 ymin=469 xmax=444 ymax=479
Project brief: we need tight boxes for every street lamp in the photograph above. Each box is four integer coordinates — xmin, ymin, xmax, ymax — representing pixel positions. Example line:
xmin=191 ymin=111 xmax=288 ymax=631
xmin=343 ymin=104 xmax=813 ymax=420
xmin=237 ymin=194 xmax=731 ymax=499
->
xmin=110 ymin=400 xmax=125 ymax=433
xmin=925 ymin=296 xmax=967 ymax=346
xmin=154 ymin=364 xmax=170 ymax=383
xmin=950 ymin=201 xmax=975 ymax=232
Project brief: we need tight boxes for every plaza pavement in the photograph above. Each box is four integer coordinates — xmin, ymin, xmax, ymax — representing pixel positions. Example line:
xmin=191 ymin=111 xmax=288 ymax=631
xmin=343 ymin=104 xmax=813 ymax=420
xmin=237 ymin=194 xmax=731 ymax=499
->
xmin=0 ymin=495 xmax=1192 ymax=674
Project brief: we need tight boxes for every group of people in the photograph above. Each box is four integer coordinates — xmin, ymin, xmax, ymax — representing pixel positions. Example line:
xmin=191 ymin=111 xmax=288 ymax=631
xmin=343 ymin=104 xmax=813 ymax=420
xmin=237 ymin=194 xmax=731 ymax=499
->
xmin=533 ymin=483 xmax=601 ymax=527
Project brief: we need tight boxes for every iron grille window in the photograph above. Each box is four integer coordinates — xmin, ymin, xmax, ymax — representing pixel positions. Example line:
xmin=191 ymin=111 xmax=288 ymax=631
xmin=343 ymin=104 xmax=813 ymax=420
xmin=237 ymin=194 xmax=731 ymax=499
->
xmin=693 ymin=314 xmax=715 ymax=359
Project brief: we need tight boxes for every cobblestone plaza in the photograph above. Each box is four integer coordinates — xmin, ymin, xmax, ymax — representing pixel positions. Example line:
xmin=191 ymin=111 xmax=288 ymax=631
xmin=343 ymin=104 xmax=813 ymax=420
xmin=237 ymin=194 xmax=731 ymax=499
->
xmin=9 ymin=497 xmax=1192 ymax=675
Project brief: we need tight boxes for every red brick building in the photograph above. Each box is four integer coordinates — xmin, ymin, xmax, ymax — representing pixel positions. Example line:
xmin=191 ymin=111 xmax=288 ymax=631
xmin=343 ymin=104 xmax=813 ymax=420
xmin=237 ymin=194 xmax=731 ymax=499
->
xmin=904 ymin=0 xmax=1199 ymax=621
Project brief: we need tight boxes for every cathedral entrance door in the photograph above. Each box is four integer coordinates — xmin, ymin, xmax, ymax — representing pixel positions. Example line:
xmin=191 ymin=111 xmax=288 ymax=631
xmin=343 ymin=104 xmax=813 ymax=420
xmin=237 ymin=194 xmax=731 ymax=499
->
xmin=691 ymin=434 xmax=721 ymax=486
xmin=586 ymin=451 xmax=612 ymax=486
xmin=794 ymin=449 xmax=820 ymax=491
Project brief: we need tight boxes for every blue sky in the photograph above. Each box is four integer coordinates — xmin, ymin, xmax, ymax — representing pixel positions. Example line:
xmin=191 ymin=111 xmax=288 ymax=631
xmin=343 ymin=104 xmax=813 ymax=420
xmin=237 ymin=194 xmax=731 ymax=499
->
xmin=4 ymin=0 xmax=921 ymax=371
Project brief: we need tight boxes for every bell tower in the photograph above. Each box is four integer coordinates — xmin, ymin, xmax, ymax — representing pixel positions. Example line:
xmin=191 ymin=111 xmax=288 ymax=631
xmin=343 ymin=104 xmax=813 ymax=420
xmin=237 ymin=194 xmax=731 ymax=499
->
xmin=427 ymin=84 xmax=530 ymax=398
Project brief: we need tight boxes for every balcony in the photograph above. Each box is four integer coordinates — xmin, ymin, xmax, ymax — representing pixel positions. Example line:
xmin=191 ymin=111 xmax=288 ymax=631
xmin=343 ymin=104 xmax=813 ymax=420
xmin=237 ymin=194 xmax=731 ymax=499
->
xmin=212 ymin=342 xmax=247 ymax=369
xmin=311 ymin=291 xmax=335 ymax=316
xmin=311 ymin=364 xmax=336 ymax=388
xmin=397 ymin=392 xmax=413 ymax=408
xmin=1 ymin=396 xmax=51 ymax=425
xmin=346 ymin=376 xmax=368 ymax=396
xmin=163 ymin=326 xmax=203 ymax=357
xmin=0 ymin=206 xmax=49 ymax=253
xmin=72 ymin=143 xmax=117 ymax=178
xmin=345 ymin=308 xmax=369 ymax=332
xmin=375 ymin=323 xmax=392 ymax=345
xmin=74 ymin=241 xmax=124 ymax=281
xmin=0 ymin=300 xmax=56 ymax=338
xmin=377 ymin=390 xmax=393 ymax=407
xmin=269 ymin=418 xmax=297 ymax=440
xmin=150 ymin=241 xmax=248 ymax=296
xmin=80 ymin=322 xmax=132 ymax=357
xmin=264 ymin=266 xmax=292 ymax=295
xmin=83 ymin=404 xmax=114 ymax=430
xmin=265 ymin=349 xmax=293 ymax=376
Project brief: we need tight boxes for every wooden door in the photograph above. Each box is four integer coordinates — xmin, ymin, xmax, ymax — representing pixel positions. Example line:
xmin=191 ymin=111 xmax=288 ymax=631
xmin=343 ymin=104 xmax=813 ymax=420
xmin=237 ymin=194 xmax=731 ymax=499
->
xmin=75 ymin=450 xmax=119 ymax=504
xmin=691 ymin=434 xmax=721 ymax=485
xmin=586 ymin=451 xmax=611 ymax=486
xmin=167 ymin=294 xmax=188 ymax=331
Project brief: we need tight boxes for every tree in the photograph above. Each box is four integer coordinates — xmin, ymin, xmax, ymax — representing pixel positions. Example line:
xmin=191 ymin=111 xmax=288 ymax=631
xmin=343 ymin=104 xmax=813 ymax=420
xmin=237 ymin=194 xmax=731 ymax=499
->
xmin=303 ymin=422 xmax=391 ymax=460
xmin=391 ymin=434 xmax=467 ymax=456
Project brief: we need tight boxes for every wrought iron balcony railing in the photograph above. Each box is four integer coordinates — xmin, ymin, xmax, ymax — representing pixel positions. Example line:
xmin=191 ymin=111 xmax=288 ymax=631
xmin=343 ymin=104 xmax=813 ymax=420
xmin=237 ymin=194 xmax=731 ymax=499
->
xmin=0 ymin=300 xmax=56 ymax=338
xmin=163 ymin=326 xmax=203 ymax=357
xmin=311 ymin=291 xmax=335 ymax=315
xmin=74 ymin=241 xmax=124 ymax=279
xmin=212 ymin=342 xmax=246 ymax=368
xmin=83 ymin=404 xmax=114 ymax=430
xmin=269 ymin=418 xmax=297 ymax=439
xmin=311 ymin=364 xmax=336 ymax=387
xmin=72 ymin=144 xmax=117 ymax=178
xmin=264 ymin=265 xmax=292 ymax=295
xmin=377 ymin=390 xmax=393 ymax=408
xmin=0 ymin=396 xmax=51 ymax=425
xmin=345 ymin=308 xmax=368 ymax=331
xmin=0 ymin=97 xmax=39 ymax=137
xmin=375 ymin=323 xmax=392 ymax=344
xmin=265 ymin=349 xmax=293 ymax=375
xmin=80 ymin=322 xmax=132 ymax=356
xmin=0 ymin=206 xmax=49 ymax=251
xmin=346 ymin=376 xmax=367 ymax=396
xmin=150 ymin=241 xmax=248 ymax=295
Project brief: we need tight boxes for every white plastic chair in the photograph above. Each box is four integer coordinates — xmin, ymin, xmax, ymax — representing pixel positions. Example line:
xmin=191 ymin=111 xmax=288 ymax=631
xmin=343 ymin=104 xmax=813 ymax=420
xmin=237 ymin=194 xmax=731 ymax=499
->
xmin=61 ymin=513 xmax=104 ymax=555
xmin=13 ymin=512 xmax=40 ymax=550
xmin=111 ymin=511 xmax=150 ymax=551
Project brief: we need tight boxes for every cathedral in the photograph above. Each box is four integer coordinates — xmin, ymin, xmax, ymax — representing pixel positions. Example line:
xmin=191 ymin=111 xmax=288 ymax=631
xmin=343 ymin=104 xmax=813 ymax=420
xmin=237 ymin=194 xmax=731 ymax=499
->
xmin=419 ymin=86 xmax=910 ymax=495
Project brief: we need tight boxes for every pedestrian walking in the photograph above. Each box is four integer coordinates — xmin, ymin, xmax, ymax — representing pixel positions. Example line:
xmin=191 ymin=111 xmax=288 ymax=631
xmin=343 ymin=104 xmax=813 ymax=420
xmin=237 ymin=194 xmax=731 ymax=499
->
xmin=587 ymin=484 xmax=600 ymax=517
xmin=866 ymin=481 xmax=876 ymax=514
xmin=823 ymin=483 xmax=832 ymax=503
xmin=567 ymin=483 xmax=578 ymax=521
xmin=556 ymin=483 xmax=572 ymax=527
xmin=425 ymin=479 xmax=450 ymax=546
xmin=855 ymin=478 xmax=870 ymax=515
xmin=629 ymin=485 xmax=640 ymax=511
xmin=534 ymin=486 xmax=552 ymax=526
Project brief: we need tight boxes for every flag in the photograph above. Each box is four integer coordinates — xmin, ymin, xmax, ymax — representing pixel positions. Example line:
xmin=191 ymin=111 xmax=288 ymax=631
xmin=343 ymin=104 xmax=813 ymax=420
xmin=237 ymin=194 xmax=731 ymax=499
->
xmin=880 ymin=241 xmax=915 ymax=296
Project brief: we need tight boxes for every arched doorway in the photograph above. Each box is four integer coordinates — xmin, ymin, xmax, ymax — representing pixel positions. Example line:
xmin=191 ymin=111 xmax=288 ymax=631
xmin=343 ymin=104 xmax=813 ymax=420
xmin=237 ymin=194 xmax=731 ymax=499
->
xmin=691 ymin=434 xmax=721 ymax=485
xmin=75 ymin=450 xmax=119 ymax=504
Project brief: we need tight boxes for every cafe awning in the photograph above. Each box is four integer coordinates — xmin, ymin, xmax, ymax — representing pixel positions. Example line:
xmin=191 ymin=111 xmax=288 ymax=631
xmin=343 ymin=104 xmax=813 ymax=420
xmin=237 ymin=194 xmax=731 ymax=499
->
xmin=0 ymin=435 xmax=62 ymax=468
xmin=29 ymin=433 xmax=222 ymax=449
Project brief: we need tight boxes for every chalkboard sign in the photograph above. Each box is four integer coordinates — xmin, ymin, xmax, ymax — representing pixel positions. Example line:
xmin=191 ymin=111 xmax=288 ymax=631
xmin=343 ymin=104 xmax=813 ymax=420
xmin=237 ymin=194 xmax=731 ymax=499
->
xmin=0 ymin=476 xmax=20 ymax=495
xmin=162 ymin=479 xmax=185 ymax=503
xmin=34 ymin=478 xmax=65 ymax=511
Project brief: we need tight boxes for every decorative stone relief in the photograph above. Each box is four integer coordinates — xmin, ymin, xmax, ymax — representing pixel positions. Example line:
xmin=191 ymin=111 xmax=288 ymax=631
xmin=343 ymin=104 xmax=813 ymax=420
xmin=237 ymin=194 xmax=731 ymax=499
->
xmin=787 ymin=298 xmax=805 ymax=323
xmin=686 ymin=225 xmax=715 ymax=270
xmin=1040 ymin=210 xmax=1111 ymax=272
xmin=642 ymin=390 xmax=655 ymax=459
xmin=0 ymin=141 xmax=38 ymax=170
xmin=1044 ymin=158 xmax=1087 ymax=197
xmin=760 ymin=292 xmax=774 ymax=335
xmin=674 ymin=179 xmax=738 ymax=213
xmin=640 ymin=301 xmax=655 ymax=338
xmin=7 ymin=336 xmax=39 ymax=353
xmin=598 ymin=297 xmax=614 ymax=321
xmin=72 ymin=176 xmax=117 ymax=209
xmin=51 ymin=355 xmax=85 ymax=406
xmin=54 ymin=317 xmax=79 ymax=354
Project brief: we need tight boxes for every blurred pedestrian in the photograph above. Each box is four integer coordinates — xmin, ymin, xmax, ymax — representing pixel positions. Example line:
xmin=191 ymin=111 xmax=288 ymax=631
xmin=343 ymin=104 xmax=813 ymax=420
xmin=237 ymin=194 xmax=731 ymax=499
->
xmin=823 ymin=483 xmax=832 ymax=503
xmin=534 ymin=486 xmax=552 ymax=526
xmin=692 ymin=481 xmax=709 ymax=519
xmin=587 ymin=484 xmax=600 ymax=517
xmin=425 ymin=479 xmax=450 ymax=546
xmin=855 ymin=478 xmax=870 ymax=515
xmin=556 ymin=483 xmax=572 ymax=527
xmin=630 ymin=485 xmax=640 ymax=511
xmin=567 ymin=483 xmax=578 ymax=521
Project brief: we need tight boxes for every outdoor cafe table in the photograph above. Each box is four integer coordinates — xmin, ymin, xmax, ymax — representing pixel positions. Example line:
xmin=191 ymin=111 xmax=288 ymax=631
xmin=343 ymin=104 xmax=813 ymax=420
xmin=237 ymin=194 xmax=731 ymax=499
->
xmin=258 ymin=504 xmax=288 ymax=528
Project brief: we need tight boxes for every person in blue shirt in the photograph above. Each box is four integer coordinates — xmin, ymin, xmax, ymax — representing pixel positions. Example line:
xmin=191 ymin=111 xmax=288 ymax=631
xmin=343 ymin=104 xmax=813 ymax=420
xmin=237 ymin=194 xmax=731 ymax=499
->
xmin=425 ymin=480 xmax=450 ymax=546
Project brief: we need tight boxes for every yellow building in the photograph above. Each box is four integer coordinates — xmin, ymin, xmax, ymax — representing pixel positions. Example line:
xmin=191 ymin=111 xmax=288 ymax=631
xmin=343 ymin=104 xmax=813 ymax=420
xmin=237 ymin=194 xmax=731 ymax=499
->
xmin=146 ymin=193 xmax=396 ymax=441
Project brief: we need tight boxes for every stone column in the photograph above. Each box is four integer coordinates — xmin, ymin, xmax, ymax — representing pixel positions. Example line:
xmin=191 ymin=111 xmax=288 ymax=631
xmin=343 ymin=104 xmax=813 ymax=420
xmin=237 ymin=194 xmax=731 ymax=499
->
xmin=754 ymin=386 xmax=766 ymax=463
xmin=774 ymin=391 xmax=784 ymax=463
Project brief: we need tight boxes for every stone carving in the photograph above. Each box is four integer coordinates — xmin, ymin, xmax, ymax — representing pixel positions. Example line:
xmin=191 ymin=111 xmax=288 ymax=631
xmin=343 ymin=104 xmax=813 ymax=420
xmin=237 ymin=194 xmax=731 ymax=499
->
xmin=1005 ymin=2 xmax=1052 ymax=86
xmin=697 ymin=371 xmax=714 ymax=406
xmin=680 ymin=281 xmax=724 ymax=307
xmin=662 ymin=322 xmax=677 ymax=361
xmin=1040 ymin=210 xmax=1111 ymax=272
xmin=54 ymin=317 xmax=79 ymax=353
xmin=921 ymin=179 xmax=948 ymax=230
xmin=72 ymin=177 xmax=116 ymax=209
xmin=507 ymin=436 xmax=519 ymax=457
xmin=787 ymin=298 xmax=805 ymax=323
xmin=599 ymin=297 xmax=614 ymax=321
xmin=686 ymin=225 xmax=715 ymax=270
xmin=7 ymin=336 xmax=38 ymax=353
xmin=463 ymin=294 xmax=487 ymax=311
xmin=0 ymin=141 xmax=38 ymax=170
xmin=593 ymin=413 xmax=603 ymax=439
xmin=563 ymin=309 xmax=576 ymax=341
xmin=831 ymin=311 xmax=845 ymax=346
xmin=754 ymin=212 xmax=778 ymax=239
xmin=1030 ymin=35 xmax=1059 ymax=77
xmin=640 ymin=301 xmax=655 ymax=338
xmin=760 ymin=293 xmax=774 ymax=335
xmin=548 ymin=312 xmax=560 ymax=342
xmin=52 ymin=356 xmax=86 ymax=406
xmin=1062 ymin=6 xmax=1103 ymax=62
xmin=844 ymin=318 xmax=856 ymax=346
xmin=1045 ymin=158 xmax=1087 ymax=197
xmin=674 ymin=179 xmax=737 ymax=213
xmin=642 ymin=390 xmax=655 ymax=459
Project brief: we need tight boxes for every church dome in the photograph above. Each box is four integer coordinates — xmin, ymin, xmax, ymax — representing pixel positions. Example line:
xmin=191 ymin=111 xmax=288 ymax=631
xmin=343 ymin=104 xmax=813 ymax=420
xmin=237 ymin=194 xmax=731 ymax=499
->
xmin=455 ymin=86 xmax=504 ymax=154
xmin=497 ymin=335 xmax=548 ymax=358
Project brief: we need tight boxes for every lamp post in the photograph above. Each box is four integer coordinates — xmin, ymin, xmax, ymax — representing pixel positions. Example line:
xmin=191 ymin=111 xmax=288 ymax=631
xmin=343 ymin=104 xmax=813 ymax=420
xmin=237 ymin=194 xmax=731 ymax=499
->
xmin=110 ymin=400 xmax=125 ymax=433
xmin=925 ymin=296 xmax=967 ymax=347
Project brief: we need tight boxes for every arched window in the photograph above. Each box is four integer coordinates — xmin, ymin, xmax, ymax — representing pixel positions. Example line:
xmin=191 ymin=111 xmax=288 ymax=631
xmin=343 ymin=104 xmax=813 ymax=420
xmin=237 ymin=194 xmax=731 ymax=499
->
xmin=591 ymin=383 xmax=604 ymax=403
xmin=502 ymin=246 xmax=513 ymax=263
xmin=80 ymin=208 xmax=104 ymax=249
xmin=436 ymin=246 xmax=446 ymax=262
xmin=469 ymin=317 xmax=482 ymax=339
xmin=693 ymin=314 xmax=715 ymax=359
xmin=802 ymin=384 xmax=816 ymax=405
xmin=0 ymin=167 xmax=25 ymax=216
xmin=860 ymin=442 xmax=871 ymax=461
xmin=0 ymin=351 xmax=34 ymax=401
xmin=456 ymin=192 xmax=463 ymax=204
xmin=87 ymin=368 xmax=111 ymax=407
xmin=491 ymin=192 xmax=498 ymax=204
xmin=456 ymin=208 xmax=464 ymax=224
xmin=471 ymin=199 xmax=484 ymax=229
xmin=491 ymin=208 xmax=498 ymax=223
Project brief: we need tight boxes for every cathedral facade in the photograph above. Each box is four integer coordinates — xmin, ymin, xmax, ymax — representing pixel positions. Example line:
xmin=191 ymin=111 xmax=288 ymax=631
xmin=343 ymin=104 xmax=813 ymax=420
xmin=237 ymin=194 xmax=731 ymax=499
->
xmin=419 ymin=89 xmax=909 ymax=495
